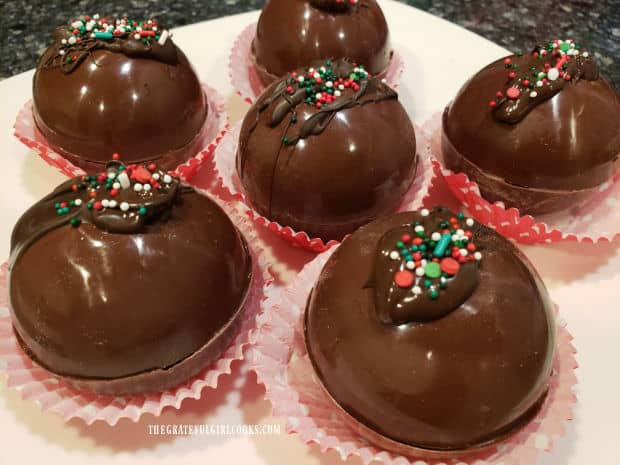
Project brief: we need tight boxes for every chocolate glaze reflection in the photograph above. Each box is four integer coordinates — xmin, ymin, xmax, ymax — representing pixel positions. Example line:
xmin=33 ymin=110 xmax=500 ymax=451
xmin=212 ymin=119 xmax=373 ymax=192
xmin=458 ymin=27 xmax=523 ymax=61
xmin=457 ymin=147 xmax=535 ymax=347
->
xmin=236 ymin=59 xmax=417 ymax=241
xmin=33 ymin=20 xmax=207 ymax=171
xmin=9 ymin=173 xmax=252 ymax=384
xmin=443 ymin=42 xmax=620 ymax=215
xmin=252 ymin=0 xmax=392 ymax=85
xmin=305 ymin=208 xmax=555 ymax=451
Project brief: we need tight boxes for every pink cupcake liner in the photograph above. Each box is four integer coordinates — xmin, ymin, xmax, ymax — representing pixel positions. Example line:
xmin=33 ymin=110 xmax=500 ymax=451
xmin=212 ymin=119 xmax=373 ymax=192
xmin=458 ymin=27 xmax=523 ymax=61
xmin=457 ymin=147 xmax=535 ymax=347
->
xmin=0 ymin=200 xmax=272 ymax=426
xmin=12 ymin=84 xmax=228 ymax=182
xmin=421 ymin=112 xmax=620 ymax=244
xmin=229 ymin=22 xmax=405 ymax=104
xmin=211 ymin=121 xmax=434 ymax=253
xmin=247 ymin=248 xmax=577 ymax=465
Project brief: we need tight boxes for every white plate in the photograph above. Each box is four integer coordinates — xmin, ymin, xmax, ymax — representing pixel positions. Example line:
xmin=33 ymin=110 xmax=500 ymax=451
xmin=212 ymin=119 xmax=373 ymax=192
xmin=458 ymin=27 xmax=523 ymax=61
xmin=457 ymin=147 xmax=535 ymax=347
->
xmin=0 ymin=1 xmax=618 ymax=464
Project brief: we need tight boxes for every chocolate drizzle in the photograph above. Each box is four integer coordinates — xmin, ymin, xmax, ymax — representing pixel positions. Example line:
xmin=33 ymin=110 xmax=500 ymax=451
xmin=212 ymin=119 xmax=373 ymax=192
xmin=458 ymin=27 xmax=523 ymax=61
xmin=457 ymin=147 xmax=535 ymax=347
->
xmin=492 ymin=39 xmax=599 ymax=123
xmin=368 ymin=208 xmax=480 ymax=325
xmin=10 ymin=159 xmax=180 ymax=266
xmin=42 ymin=15 xmax=177 ymax=74
xmin=238 ymin=59 xmax=397 ymax=179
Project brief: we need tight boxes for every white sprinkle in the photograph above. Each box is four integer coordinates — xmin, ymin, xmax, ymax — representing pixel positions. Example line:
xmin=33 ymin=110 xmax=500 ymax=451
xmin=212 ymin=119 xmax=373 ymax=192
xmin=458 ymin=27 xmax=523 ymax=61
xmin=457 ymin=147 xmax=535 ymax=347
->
xmin=61 ymin=39 xmax=67 ymax=44
xmin=536 ymin=80 xmax=544 ymax=87
xmin=389 ymin=251 xmax=399 ymax=260
xmin=412 ymin=286 xmax=422 ymax=295
xmin=460 ymin=248 xmax=468 ymax=257
xmin=118 ymin=172 xmax=130 ymax=189
xmin=456 ymin=229 xmax=464 ymax=236
xmin=59 ymin=50 xmax=65 ymax=55
xmin=406 ymin=261 xmax=415 ymax=270
xmin=334 ymin=90 xmax=341 ymax=97
xmin=101 ymin=199 xmax=110 ymax=208
xmin=326 ymin=81 xmax=333 ymax=88
xmin=466 ymin=218 xmax=474 ymax=227
xmin=152 ymin=173 xmax=160 ymax=181
xmin=112 ymin=182 xmax=120 ymax=190
xmin=431 ymin=232 xmax=441 ymax=241
xmin=93 ymin=14 xmax=100 ymax=20
xmin=440 ymin=276 xmax=447 ymax=284
xmin=74 ymin=199 xmax=82 ymax=206
xmin=414 ymin=225 xmax=424 ymax=232
xmin=109 ymin=200 xmax=118 ymax=208
xmin=163 ymin=174 xmax=172 ymax=184
xmin=86 ymin=24 xmax=93 ymax=31
xmin=582 ymin=52 xmax=589 ymax=58
xmin=133 ymin=33 xmax=140 ymax=40
xmin=134 ymin=183 xmax=143 ymax=192
xmin=316 ymin=93 xmax=322 ymax=100
xmin=68 ymin=36 xmax=77 ymax=45
xmin=547 ymin=68 xmax=560 ymax=81
xmin=298 ymin=76 xmax=305 ymax=83
xmin=143 ymin=183 xmax=152 ymax=192
xmin=338 ymin=84 xmax=345 ymax=90
xmin=153 ymin=26 xmax=158 ymax=32
xmin=474 ymin=252 xmax=482 ymax=261
xmin=452 ymin=234 xmax=460 ymax=242
xmin=157 ymin=30 xmax=169 ymax=46
xmin=71 ymin=20 xmax=83 ymax=28
xmin=420 ymin=259 xmax=427 ymax=267
xmin=530 ymin=91 xmax=538 ymax=98
xmin=415 ymin=268 xmax=425 ymax=277
xmin=120 ymin=202 xmax=130 ymax=212
xmin=107 ymin=172 xmax=115 ymax=179
xmin=420 ymin=208 xmax=430 ymax=217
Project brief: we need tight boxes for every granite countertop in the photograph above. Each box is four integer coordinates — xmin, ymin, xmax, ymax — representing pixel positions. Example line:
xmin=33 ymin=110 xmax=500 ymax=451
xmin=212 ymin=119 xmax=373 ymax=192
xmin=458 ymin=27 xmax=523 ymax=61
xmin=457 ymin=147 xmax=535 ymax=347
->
xmin=1 ymin=0 xmax=618 ymax=86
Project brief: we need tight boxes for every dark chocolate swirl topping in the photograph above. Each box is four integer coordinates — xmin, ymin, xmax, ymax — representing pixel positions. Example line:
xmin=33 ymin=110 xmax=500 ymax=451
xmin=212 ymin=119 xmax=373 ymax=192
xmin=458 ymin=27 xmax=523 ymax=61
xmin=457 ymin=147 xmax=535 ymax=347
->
xmin=367 ymin=207 xmax=481 ymax=325
xmin=491 ymin=39 xmax=599 ymax=124
xmin=10 ymin=158 xmax=181 ymax=266
xmin=42 ymin=15 xmax=177 ymax=74
xmin=238 ymin=58 xmax=397 ymax=178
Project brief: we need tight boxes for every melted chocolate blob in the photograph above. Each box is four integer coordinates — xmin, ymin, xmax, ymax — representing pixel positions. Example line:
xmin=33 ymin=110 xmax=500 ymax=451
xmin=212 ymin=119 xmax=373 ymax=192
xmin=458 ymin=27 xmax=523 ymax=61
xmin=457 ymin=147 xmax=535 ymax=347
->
xmin=9 ymin=161 xmax=252 ymax=389
xmin=305 ymin=207 xmax=555 ymax=451
xmin=252 ymin=0 xmax=392 ymax=85
xmin=236 ymin=59 xmax=417 ymax=241
xmin=33 ymin=16 xmax=208 ymax=172
xmin=443 ymin=40 xmax=620 ymax=214
xmin=369 ymin=219 xmax=479 ymax=325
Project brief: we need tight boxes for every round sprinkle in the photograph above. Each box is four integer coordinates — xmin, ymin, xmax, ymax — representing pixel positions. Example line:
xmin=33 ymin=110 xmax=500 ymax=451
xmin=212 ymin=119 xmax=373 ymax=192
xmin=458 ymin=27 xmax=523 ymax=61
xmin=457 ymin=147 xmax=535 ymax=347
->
xmin=74 ymin=199 xmax=82 ymax=206
xmin=415 ymin=267 xmax=425 ymax=277
xmin=431 ymin=232 xmax=441 ymax=241
xmin=163 ymin=174 xmax=172 ymax=184
xmin=143 ymin=183 xmax=152 ymax=192
xmin=465 ymin=218 xmax=474 ymax=227
xmin=101 ymin=199 xmax=110 ymax=208
xmin=394 ymin=270 xmax=415 ymax=288
xmin=134 ymin=183 xmax=143 ymax=192
xmin=389 ymin=251 xmax=400 ymax=260
xmin=474 ymin=252 xmax=482 ymax=261
xmin=547 ymin=68 xmax=560 ymax=81
xmin=424 ymin=262 xmax=441 ymax=279
xmin=120 ymin=202 xmax=130 ymax=212
xmin=440 ymin=257 xmax=460 ymax=275
xmin=412 ymin=286 xmax=422 ymax=295
xmin=529 ymin=91 xmax=538 ymax=98
xmin=506 ymin=87 xmax=520 ymax=99
xmin=109 ymin=200 xmax=118 ymax=208
xmin=406 ymin=261 xmax=415 ymax=270
xmin=420 ymin=209 xmax=430 ymax=217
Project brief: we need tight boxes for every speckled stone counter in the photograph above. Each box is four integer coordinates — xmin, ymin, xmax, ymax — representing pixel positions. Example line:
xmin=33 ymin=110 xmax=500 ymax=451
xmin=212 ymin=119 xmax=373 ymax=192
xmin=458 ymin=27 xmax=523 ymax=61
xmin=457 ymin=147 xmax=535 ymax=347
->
xmin=1 ymin=0 xmax=618 ymax=87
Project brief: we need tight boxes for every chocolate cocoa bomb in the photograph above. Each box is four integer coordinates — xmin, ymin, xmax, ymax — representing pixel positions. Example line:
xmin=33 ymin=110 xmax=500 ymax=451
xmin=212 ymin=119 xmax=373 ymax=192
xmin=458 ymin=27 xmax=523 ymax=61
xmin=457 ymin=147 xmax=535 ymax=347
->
xmin=9 ymin=160 xmax=252 ymax=395
xmin=305 ymin=207 xmax=555 ymax=452
xmin=443 ymin=39 xmax=620 ymax=215
xmin=252 ymin=0 xmax=392 ymax=86
xmin=33 ymin=15 xmax=208 ymax=172
xmin=236 ymin=59 xmax=417 ymax=241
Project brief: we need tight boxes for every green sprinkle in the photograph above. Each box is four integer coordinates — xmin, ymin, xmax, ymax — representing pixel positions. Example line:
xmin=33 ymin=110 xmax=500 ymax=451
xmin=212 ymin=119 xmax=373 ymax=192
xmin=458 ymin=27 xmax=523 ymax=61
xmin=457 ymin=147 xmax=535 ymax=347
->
xmin=138 ymin=206 xmax=147 ymax=216
xmin=70 ymin=217 xmax=81 ymax=228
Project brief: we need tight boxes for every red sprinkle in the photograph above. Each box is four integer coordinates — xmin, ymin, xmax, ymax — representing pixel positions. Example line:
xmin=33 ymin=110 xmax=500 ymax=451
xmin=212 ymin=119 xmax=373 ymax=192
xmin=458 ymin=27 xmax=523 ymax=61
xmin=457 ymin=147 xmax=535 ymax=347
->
xmin=134 ymin=166 xmax=152 ymax=183
xmin=506 ymin=87 xmax=521 ymax=99
xmin=467 ymin=243 xmax=477 ymax=252
xmin=148 ymin=163 xmax=157 ymax=171
xmin=401 ymin=234 xmax=411 ymax=243
xmin=440 ymin=257 xmax=460 ymax=275
xmin=93 ymin=201 xmax=103 ymax=211
xmin=413 ymin=237 xmax=423 ymax=246
xmin=508 ymin=71 xmax=516 ymax=79
xmin=489 ymin=101 xmax=497 ymax=108
xmin=110 ymin=188 xmax=119 ymax=197
xmin=112 ymin=153 xmax=120 ymax=160
xmin=394 ymin=270 xmax=414 ymax=288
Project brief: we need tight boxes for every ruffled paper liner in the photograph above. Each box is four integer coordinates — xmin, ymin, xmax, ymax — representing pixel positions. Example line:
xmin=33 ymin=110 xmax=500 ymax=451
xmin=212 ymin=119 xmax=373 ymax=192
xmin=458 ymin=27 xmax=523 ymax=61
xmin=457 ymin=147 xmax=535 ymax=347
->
xmin=0 ymin=200 xmax=273 ymax=426
xmin=422 ymin=112 xmax=620 ymax=244
xmin=212 ymin=121 xmax=434 ymax=253
xmin=247 ymin=248 xmax=577 ymax=465
xmin=229 ymin=22 xmax=405 ymax=105
xmin=12 ymin=84 xmax=228 ymax=182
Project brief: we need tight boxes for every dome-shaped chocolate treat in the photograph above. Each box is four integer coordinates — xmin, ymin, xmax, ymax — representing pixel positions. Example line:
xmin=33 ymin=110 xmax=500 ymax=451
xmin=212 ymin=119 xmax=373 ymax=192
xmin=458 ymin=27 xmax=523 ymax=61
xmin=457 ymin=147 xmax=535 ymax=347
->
xmin=9 ymin=158 xmax=252 ymax=395
xmin=443 ymin=39 xmax=620 ymax=215
xmin=236 ymin=59 xmax=417 ymax=241
xmin=253 ymin=0 xmax=392 ymax=86
xmin=33 ymin=15 xmax=208 ymax=172
xmin=305 ymin=207 xmax=555 ymax=453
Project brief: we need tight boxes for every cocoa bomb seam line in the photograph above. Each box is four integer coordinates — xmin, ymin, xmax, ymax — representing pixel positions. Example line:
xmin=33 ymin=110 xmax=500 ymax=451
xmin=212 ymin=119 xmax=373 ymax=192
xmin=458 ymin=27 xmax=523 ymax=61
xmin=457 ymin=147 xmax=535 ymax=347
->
xmin=9 ymin=159 xmax=181 ymax=268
